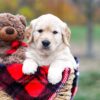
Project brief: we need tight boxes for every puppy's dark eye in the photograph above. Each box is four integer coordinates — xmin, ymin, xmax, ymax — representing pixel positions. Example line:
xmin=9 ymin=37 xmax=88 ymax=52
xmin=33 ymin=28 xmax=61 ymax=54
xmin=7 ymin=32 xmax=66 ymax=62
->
xmin=38 ymin=29 xmax=43 ymax=33
xmin=53 ymin=31 xmax=58 ymax=34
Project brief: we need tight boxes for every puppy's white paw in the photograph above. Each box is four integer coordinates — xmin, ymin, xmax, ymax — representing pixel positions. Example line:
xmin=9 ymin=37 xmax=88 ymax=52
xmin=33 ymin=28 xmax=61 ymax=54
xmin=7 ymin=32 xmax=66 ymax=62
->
xmin=22 ymin=60 xmax=38 ymax=75
xmin=48 ymin=69 xmax=62 ymax=85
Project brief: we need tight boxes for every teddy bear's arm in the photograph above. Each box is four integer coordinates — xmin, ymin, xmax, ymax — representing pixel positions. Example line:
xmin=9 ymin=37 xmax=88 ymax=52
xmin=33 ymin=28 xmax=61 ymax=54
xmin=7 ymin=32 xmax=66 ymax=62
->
xmin=2 ymin=47 xmax=26 ymax=65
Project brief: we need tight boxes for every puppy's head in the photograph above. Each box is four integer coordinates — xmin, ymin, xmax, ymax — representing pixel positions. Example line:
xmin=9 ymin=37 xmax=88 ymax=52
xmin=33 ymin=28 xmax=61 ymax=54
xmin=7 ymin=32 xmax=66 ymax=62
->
xmin=26 ymin=14 xmax=71 ymax=56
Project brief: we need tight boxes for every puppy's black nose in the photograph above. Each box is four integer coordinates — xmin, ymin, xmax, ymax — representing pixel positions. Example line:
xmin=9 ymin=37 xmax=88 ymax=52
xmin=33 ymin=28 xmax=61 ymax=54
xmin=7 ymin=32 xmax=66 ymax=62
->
xmin=42 ymin=40 xmax=50 ymax=48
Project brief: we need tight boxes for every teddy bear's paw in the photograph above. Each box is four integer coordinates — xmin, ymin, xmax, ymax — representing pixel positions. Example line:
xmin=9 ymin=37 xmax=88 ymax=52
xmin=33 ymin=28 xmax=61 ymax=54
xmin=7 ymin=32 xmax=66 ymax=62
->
xmin=22 ymin=60 xmax=38 ymax=75
xmin=48 ymin=69 xmax=62 ymax=85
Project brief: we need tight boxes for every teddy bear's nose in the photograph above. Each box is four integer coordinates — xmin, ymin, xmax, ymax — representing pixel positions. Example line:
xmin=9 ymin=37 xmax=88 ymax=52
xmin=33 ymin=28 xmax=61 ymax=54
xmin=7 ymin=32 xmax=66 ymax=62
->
xmin=6 ymin=27 xmax=15 ymax=35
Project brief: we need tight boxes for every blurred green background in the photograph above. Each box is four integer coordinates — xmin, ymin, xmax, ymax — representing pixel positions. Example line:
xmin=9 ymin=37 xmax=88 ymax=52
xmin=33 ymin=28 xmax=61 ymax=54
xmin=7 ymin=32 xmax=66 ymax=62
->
xmin=0 ymin=0 xmax=100 ymax=100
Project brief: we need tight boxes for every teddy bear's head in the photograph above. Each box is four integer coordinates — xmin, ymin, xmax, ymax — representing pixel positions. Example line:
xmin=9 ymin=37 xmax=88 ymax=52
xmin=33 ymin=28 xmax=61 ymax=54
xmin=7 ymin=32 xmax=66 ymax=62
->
xmin=0 ymin=13 xmax=26 ymax=42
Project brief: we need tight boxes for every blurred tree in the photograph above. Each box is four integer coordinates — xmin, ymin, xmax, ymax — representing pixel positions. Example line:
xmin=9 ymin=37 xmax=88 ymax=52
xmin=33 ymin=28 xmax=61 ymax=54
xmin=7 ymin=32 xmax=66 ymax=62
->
xmin=18 ymin=0 xmax=36 ymax=21
xmin=0 ymin=0 xmax=99 ymax=24
xmin=33 ymin=0 xmax=85 ymax=24
xmin=0 ymin=0 xmax=19 ymax=13
xmin=72 ymin=0 xmax=100 ymax=57
xmin=18 ymin=6 xmax=34 ymax=20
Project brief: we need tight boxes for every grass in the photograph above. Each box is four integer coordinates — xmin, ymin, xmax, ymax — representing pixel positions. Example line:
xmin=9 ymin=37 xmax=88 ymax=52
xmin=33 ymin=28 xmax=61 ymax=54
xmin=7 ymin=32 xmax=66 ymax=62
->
xmin=74 ymin=72 xmax=100 ymax=100
xmin=93 ymin=25 xmax=100 ymax=41
xmin=70 ymin=25 xmax=100 ymax=99
xmin=70 ymin=25 xmax=100 ymax=43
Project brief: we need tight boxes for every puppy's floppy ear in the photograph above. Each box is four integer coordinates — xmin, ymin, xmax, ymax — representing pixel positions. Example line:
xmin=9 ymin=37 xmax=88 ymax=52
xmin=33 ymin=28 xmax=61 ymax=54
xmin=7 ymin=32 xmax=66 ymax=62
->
xmin=26 ymin=19 xmax=37 ymax=44
xmin=62 ymin=23 xmax=71 ymax=46
xmin=25 ymin=25 xmax=33 ymax=44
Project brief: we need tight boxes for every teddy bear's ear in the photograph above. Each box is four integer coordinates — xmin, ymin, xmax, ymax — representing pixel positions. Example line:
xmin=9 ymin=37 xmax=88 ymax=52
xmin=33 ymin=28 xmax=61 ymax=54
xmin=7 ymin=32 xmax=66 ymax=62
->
xmin=17 ymin=15 xmax=26 ymax=27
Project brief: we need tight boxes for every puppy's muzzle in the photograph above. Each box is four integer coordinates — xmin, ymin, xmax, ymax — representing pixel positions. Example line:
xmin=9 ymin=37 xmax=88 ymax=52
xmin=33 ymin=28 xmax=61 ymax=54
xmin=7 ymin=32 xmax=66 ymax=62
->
xmin=42 ymin=40 xmax=50 ymax=48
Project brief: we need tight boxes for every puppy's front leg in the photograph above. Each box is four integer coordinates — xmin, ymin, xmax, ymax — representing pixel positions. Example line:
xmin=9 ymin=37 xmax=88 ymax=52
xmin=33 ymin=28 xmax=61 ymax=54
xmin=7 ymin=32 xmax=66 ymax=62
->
xmin=48 ymin=61 xmax=66 ymax=85
xmin=22 ymin=59 xmax=38 ymax=75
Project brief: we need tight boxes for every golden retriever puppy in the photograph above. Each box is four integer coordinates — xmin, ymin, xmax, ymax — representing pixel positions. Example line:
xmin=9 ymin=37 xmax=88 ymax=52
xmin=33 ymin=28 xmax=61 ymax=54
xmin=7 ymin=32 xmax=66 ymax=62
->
xmin=22 ymin=14 xmax=76 ymax=84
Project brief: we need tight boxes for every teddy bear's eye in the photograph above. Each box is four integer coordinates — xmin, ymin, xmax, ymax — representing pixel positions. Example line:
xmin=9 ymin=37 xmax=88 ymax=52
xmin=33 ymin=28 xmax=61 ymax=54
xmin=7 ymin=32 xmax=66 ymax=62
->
xmin=53 ymin=30 xmax=58 ymax=34
xmin=38 ymin=29 xmax=43 ymax=33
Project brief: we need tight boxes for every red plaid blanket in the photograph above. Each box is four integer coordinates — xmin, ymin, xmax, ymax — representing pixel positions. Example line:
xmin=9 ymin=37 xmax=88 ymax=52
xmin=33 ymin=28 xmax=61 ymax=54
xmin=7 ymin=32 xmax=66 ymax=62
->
xmin=0 ymin=63 xmax=71 ymax=100
xmin=0 ymin=57 xmax=79 ymax=100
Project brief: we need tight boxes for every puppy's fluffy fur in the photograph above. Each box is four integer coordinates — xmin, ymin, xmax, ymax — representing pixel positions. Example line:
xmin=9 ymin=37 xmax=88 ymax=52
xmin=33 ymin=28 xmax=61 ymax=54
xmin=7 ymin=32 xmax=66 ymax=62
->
xmin=22 ymin=14 xmax=76 ymax=84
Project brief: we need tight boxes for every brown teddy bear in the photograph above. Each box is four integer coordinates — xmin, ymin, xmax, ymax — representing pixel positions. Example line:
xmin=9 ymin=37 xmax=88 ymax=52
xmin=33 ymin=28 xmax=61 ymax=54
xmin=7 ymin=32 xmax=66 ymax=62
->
xmin=0 ymin=13 xmax=27 ymax=65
